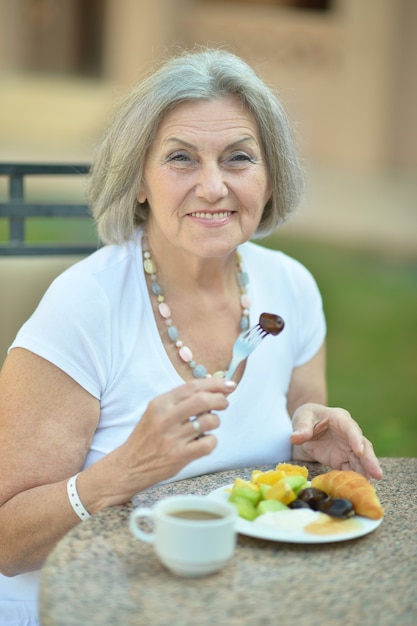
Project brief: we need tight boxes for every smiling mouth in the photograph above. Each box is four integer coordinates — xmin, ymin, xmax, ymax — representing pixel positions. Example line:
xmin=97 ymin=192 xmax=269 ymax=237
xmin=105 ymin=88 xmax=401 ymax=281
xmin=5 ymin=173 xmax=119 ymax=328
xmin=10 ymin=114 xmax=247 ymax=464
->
xmin=189 ymin=211 xmax=232 ymax=219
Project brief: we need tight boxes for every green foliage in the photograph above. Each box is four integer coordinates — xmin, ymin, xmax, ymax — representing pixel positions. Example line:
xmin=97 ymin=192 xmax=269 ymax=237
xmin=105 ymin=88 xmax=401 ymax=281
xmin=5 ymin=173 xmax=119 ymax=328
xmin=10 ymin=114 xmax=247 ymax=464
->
xmin=259 ymin=234 xmax=417 ymax=457
xmin=0 ymin=217 xmax=97 ymax=246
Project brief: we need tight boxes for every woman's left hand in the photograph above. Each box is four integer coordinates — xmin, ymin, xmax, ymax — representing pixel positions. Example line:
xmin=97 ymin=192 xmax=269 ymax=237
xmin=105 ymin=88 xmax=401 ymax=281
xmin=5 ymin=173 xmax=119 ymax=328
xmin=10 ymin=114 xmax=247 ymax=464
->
xmin=290 ymin=403 xmax=383 ymax=480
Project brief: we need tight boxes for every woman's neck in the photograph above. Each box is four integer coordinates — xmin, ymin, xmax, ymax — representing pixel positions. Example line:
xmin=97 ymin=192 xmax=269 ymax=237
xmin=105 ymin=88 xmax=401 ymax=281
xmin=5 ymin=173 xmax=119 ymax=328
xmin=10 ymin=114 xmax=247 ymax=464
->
xmin=144 ymin=227 xmax=239 ymax=296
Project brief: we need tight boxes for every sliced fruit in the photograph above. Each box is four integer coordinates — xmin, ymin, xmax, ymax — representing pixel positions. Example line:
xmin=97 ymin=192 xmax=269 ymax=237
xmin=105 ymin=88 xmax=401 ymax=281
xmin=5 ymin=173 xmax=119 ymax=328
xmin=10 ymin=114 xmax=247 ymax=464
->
xmin=256 ymin=499 xmax=289 ymax=516
xmin=251 ymin=469 xmax=286 ymax=485
xmin=275 ymin=463 xmax=309 ymax=479
xmin=265 ymin=479 xmax=297 ymax=505
xmin=229 ymin=496 xmax=258 ymax=521
xmin=229 ymin=478 xmax=261 ymax=506
xmin=283 ymin=475 xmax=308 ymax=495
xmin=259 ymin=484 xmax=272 ymax=499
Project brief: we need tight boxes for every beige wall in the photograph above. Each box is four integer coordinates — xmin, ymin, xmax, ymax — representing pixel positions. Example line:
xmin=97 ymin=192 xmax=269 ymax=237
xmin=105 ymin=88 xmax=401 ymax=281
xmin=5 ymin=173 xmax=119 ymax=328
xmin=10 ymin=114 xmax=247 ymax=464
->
xmin=178 ymin=0 xmax=416 ymax=170
xmin=388 ymin=0 xmax=417 ymax=169
xmin=0 ymin=0 xmax=415 ymax=170
xmin=102 ymin=0 xmax=185 ymax=85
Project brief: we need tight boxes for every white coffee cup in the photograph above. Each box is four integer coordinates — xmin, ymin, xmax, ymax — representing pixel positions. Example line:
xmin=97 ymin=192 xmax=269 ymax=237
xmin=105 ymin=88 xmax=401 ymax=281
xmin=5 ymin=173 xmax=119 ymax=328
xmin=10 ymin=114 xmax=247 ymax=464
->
xmin=129 ymin=494 xmax=237 ymax=577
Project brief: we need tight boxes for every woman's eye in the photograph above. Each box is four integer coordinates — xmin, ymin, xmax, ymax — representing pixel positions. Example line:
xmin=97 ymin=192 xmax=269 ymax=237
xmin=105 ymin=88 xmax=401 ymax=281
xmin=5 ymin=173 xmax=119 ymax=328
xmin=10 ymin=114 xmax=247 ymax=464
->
xmin=167 ymin=152 xmax=192 ymax=163
xmin=228 ymin=153 xmax=255 ymax=165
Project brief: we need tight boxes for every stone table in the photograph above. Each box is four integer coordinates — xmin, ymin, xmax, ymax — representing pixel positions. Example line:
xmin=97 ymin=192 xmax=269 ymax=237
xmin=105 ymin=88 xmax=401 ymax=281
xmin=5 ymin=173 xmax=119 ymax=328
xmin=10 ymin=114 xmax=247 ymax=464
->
xmin=40 ymin=458 xmax=417 ymax=626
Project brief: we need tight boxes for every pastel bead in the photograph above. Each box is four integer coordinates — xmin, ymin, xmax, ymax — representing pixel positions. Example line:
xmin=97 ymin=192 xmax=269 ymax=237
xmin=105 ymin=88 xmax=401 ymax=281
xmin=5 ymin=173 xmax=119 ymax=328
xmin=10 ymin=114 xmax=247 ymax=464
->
xmin=193 ymin=364 xmax=207 ymax=378
xmin=144 ymin=258 xmax=156 ymax=275
xmin=241 ymin=316 xmax=250 ymax=330
xmin=241 ymin=294 xmax=251 ymax=309
xmin=151 ymin=282 xmax=163 ymax=296
xmin=179 ymin=346 xmax=193 ymax=362
xmin=168 ymin=325 xmax=179 ymax=341
xmin=237 ymin=271 xmax=249 ymax=287
xmin=158 ymin=302 xmax=171 ymax=318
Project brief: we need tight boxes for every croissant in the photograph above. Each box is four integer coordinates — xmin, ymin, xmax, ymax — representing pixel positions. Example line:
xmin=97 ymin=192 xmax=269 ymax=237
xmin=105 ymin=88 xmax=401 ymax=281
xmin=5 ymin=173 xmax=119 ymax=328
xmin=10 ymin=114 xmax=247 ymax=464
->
xmin=311 ymin=470 xmax=384 ymax=520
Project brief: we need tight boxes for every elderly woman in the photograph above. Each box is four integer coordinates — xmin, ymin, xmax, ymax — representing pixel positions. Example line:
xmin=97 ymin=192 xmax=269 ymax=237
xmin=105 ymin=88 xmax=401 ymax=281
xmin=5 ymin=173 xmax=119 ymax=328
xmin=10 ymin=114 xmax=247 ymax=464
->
xmin=0 ymin=48 xmax=382 ymax=624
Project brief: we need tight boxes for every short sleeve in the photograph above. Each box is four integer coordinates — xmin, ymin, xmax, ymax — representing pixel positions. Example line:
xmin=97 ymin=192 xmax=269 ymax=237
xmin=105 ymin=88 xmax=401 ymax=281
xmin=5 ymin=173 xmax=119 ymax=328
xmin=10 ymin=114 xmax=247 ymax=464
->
xmin=10 ymin=270 xmax=112 ymax=398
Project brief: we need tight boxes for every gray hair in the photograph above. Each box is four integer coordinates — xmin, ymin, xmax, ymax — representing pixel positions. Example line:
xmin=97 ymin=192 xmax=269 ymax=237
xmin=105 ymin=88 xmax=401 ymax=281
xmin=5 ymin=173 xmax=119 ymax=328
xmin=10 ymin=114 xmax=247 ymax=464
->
xmin=87 ymin=48 xmax=305 ymax=244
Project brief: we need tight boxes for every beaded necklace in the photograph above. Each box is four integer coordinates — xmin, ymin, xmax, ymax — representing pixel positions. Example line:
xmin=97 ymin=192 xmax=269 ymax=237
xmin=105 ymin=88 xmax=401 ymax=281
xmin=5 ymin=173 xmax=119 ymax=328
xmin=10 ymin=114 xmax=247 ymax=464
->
xmin=142 ymin=237 xmax=250 ymax=379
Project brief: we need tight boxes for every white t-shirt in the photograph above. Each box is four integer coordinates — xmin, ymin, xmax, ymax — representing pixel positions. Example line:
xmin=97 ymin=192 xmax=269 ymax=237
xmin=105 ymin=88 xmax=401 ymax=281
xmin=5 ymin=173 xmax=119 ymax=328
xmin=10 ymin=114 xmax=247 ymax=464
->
xmin=1 ymin=229 xmax=326 ymax=622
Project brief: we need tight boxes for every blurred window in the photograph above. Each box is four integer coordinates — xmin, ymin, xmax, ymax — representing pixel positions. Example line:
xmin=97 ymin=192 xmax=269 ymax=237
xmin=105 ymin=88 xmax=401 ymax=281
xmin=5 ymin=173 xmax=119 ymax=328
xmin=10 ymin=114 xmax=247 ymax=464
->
xmin=18 ymin=0 xmax=105 ymax=77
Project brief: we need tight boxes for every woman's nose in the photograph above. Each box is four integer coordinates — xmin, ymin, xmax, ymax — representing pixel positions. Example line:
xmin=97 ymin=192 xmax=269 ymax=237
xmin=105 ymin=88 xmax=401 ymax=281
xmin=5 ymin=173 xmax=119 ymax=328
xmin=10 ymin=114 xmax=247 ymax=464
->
xmin=194 ymin=162 xmax=228 ymax=202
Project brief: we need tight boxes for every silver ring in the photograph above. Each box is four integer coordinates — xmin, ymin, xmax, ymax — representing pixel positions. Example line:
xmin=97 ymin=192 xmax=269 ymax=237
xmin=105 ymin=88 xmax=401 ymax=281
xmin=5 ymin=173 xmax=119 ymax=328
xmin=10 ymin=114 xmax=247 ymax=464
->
xmin=191 ymin=418 xmax=202 ymax=438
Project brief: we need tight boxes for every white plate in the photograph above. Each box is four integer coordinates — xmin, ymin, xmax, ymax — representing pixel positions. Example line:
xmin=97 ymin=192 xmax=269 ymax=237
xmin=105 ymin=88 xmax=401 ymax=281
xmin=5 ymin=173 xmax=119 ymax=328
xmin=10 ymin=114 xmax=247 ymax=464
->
xmin=208 ymin=484 xmax=383 ymax=544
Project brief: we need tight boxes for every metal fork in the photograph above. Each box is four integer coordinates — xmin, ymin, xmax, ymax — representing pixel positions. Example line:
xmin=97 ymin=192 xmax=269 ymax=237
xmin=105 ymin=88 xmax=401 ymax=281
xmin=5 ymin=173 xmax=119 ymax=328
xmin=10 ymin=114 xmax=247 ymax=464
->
xmin=225 ymin=324 xmax=269 ymax=380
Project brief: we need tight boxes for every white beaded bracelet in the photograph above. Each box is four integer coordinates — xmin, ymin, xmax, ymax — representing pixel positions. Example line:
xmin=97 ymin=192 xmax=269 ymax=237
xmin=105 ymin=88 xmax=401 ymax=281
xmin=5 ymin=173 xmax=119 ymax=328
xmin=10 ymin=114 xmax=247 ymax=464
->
xmin=67 ymin=473 xmax=91 ymax=521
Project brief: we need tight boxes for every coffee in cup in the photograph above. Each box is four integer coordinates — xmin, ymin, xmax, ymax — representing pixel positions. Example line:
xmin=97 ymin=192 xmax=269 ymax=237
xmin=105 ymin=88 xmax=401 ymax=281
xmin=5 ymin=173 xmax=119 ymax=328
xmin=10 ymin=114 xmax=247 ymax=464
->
xmin=129 ymin=494 xmax=237 ymax=577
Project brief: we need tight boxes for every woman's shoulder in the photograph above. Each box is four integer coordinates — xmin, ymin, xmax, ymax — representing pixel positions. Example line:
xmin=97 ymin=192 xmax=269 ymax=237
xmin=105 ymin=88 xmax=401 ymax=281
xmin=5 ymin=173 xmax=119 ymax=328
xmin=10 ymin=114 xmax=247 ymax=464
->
xmin=51 ymin=236 xmax=140 ymax=291
xmin=242 ymin=240 xmax=322 ymax=305
xmin=66 ymin=238 xmax=137 ymax=273
xmin=242 ymin=240 xmax=312 ymax=277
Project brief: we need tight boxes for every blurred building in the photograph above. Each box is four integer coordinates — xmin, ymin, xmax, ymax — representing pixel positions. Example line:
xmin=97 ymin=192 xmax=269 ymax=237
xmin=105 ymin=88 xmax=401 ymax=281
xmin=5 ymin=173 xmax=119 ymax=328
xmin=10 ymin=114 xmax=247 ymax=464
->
xmin=0 ymin=0 xmax=416 ymax=171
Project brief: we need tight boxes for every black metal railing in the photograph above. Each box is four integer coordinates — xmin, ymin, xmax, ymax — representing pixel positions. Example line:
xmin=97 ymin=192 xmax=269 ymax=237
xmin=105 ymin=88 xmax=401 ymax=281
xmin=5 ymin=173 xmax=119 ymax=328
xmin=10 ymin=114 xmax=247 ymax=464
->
xmin=0 ymin=163 xmax=100 ymax=255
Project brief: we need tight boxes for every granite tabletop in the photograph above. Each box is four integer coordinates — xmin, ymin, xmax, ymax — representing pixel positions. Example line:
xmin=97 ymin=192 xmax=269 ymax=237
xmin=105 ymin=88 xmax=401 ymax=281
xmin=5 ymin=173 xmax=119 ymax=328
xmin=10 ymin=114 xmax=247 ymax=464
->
xmin=39 ymin=458 xmax=417 ymax=626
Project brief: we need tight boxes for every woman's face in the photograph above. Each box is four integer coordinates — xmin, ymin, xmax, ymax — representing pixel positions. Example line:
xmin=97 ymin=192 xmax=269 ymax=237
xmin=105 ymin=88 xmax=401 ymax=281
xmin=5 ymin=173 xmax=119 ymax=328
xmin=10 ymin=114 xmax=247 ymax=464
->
xmin=138 ymin=95 xmax=271 ymax=259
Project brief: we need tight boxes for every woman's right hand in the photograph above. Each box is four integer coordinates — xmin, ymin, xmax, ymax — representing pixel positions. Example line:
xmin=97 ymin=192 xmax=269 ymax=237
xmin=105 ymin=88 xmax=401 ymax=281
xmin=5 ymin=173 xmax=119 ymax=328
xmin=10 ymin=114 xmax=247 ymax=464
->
xmin=87 ymin=378 xmax=236 ymax=509
xmin=0 ymin=349 xmax=235 ymax=575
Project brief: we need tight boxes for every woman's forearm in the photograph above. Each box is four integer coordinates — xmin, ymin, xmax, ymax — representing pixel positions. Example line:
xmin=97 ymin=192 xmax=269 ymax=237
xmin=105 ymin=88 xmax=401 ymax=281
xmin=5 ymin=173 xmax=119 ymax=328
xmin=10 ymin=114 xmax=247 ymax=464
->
xmin=0 ymin=451 xmax=139 ymax=576
xmin=0 ymin=479 xmax=81 ymax=576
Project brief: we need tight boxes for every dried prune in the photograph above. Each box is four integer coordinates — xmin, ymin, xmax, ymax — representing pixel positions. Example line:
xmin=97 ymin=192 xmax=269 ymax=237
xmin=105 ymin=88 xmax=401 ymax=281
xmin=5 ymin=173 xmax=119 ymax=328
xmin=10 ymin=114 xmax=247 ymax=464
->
xmin=297 ymin=487 xmax=331 ymax=510
xmin=289 ymin=499 xmax=311 ymax=510
xmin=316 ymin=498 xmax=355 ymax=519
xmin=259 ymin=313 xmax=285 ymax=336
